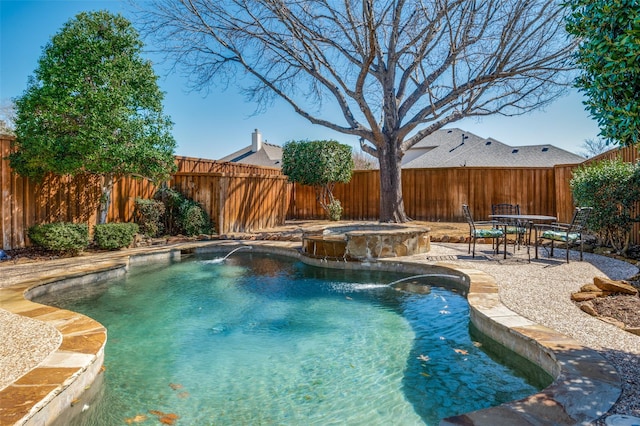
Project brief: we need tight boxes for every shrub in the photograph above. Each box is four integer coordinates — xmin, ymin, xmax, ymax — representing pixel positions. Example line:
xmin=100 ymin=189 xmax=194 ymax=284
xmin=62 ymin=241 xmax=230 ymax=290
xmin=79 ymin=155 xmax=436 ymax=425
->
xmin=28 ymin=222 xmax=89 ymax=254
xmin=93 ymin=223 xmax=139 ymax=250
xmin=571 ymin=158 xmax=640 ymax=255
xmin=154 ymin=186 xmax=212 ymax=236
xmin=327 ymin=199 xmax=343 ymax=221
xmin=282 ymin=139 xmax=353 ymax=220
xmin=178 ymin=198 xmax=212 ymax=236
xmin=154 ymin=186 xmax=184 ymax=235
xmin=134 ymin=198 xmax=165 ymax=237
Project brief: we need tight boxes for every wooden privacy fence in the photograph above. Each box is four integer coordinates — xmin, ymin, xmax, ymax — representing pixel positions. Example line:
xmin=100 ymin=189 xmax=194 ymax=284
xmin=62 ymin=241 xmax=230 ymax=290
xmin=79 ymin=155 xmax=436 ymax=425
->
xmin=289 ymin=167 xmax=559 ymax=222
xmin=2 ymin=133 xmax=638 ymax=249
xmin=1 ymin=135 xmax=287 ymax=249
xmin=171 ymin=173 xmax=289 ymax=234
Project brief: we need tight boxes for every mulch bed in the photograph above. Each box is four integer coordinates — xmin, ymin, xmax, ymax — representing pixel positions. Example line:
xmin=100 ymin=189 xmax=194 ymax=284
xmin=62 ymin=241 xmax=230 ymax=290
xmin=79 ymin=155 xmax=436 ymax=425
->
xmin=584 ymin=275 xmax=640 ymax=329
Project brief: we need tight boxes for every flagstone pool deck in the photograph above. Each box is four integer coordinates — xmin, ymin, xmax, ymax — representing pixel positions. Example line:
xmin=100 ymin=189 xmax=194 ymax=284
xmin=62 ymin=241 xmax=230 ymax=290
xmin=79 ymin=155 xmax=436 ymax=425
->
xmin=0 ymin=234 xmax=638 ymax=425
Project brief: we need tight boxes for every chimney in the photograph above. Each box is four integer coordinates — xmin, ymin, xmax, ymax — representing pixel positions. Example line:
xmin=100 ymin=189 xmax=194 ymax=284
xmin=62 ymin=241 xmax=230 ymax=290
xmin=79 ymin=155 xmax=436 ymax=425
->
xmin=251 ymin=129 xmax=262 ymax=152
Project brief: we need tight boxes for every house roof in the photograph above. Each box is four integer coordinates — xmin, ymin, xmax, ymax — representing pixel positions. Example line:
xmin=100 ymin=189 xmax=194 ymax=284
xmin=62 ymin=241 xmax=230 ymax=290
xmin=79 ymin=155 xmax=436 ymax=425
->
xmin=402 ymin=128 xmax=585 ymax=168
xmin=218 ymin=142 xmax=283 ymax=168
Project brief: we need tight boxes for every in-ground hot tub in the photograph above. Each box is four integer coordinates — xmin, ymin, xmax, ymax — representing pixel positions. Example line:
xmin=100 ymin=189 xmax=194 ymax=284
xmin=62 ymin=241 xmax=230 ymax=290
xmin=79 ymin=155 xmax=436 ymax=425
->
xmin=302 ymin=223 xmax=430 ymax=261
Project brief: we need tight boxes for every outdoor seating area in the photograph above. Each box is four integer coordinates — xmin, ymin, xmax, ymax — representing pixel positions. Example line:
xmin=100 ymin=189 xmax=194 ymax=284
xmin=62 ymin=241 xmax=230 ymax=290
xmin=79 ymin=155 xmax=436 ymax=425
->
xmin=491 ymin=203 xmax=528 ymax=249
xmin=465 ymin=203 xmax=595 ymax=264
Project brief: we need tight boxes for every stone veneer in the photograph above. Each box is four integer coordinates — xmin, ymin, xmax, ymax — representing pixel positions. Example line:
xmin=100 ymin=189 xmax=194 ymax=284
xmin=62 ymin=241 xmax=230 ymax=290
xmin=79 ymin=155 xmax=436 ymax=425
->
xmin=0 ymin=241 xmax=621 ymax=425
xmin=302 ymin=224 xmax=430 ymax=260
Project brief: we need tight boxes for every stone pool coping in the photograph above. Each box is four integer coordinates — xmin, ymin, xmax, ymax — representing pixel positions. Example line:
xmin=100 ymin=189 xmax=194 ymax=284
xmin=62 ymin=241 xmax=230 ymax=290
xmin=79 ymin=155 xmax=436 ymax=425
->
xmin=0 ymin=240 xmax=621 ymax=425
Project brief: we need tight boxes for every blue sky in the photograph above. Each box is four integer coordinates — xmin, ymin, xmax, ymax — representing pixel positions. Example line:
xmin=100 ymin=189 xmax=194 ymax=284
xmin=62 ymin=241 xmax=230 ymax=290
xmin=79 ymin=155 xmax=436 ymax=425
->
xmin=1 ymin=0 xmax=601 ymax=159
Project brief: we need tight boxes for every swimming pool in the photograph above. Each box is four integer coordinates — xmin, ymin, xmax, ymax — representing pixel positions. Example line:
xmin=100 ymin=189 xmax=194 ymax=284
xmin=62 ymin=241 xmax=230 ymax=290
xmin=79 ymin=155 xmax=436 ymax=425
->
xmin=36 ymin=252 xmax=549 ymax=425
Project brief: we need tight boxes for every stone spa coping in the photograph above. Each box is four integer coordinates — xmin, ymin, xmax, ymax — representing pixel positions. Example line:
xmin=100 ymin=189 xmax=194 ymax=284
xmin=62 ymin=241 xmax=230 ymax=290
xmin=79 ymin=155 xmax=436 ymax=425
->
xmin=0 ymin=241 xmax=621 ymax=425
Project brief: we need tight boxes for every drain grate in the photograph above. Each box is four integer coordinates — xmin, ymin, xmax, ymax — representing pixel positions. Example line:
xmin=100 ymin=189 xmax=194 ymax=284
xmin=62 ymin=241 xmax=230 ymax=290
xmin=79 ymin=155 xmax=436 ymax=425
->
xmin=424 ymin=255 xmax=458 ymax=261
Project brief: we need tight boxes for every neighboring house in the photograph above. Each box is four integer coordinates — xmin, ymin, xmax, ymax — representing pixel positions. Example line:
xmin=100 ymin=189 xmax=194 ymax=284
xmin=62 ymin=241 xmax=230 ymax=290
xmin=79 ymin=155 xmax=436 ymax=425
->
xmin=220 ymin=127 xmax=584 ymax=169
xmin=402 ymin=128 xmax=585 ymax=168
xmin=219 ymin=129 xmax=283 ymax=168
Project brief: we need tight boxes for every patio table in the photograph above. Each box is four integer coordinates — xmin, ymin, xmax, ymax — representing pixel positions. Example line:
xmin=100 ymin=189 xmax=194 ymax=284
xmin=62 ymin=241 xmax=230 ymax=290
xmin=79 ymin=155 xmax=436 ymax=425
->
xmin=488 ymin=214 xmax=557 ymax=260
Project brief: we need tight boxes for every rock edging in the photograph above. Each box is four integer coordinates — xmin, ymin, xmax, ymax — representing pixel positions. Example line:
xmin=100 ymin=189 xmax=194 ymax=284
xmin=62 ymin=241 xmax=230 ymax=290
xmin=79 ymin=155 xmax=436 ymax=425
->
xmin=572 ymin=276 xmax=640 ymax=336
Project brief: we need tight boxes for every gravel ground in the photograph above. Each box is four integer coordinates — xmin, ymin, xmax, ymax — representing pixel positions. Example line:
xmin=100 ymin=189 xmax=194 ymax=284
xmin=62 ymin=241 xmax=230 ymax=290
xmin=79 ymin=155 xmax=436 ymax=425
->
xmin=1 ymin=240 xmax=639 ymax=423
xmin=0 ymin=309 xmax=61 ymax=389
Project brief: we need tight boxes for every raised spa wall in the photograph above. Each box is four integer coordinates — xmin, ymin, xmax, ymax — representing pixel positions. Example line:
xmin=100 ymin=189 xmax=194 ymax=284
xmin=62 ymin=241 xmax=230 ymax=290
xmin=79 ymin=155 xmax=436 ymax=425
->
xmin=302 ymin=224 xmax=431 ymax=260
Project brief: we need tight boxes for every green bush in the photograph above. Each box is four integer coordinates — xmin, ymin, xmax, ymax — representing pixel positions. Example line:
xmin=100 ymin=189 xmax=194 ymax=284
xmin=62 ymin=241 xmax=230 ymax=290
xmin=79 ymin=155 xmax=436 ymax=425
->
xmin=178 ymin=198 xmax=212 ymax=236
xmin=571 ymin=158 xmax=640 ymax=254
xmin=93 ymin=223 xmax=139 ymax=250
xmin=134 ymin=198 xmax=165 ymax=237
xmin=154 ymin=187 xmax=184 ymax=235
xmin=28 ymin=222 xmax=89 ymax=254
xmin=154 ymin=186 xmax=212 ymax=236
xmin=282 ymin=139 xmax=353 ymax=220
xmin=327 ymin=199 xmax=343 ymax=221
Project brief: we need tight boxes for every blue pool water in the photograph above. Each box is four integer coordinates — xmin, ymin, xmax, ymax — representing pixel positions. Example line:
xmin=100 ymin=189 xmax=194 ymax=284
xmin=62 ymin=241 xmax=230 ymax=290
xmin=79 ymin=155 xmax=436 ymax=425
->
xmin=37 ymin=252 xmax=549 ymax=425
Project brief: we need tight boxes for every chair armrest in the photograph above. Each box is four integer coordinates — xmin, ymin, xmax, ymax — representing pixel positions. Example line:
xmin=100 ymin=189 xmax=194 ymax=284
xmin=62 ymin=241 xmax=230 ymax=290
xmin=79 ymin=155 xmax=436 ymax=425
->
xmin=533 ymin=223 xmax=570 ymax=232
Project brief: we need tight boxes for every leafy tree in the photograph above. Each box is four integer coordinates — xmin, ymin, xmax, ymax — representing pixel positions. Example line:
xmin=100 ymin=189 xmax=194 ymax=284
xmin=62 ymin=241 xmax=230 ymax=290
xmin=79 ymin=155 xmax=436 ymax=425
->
xmin=571 ymin=159 xmax=640 ymax=255
xmin=140 ymin=0 xmax=575 ymax=222
xmin=10 ymin=11 xmax=176 ymax=223
xmin=282 ymin=140 xmax=353 ymax=221
xmin=564 ymin=0 xmax=640 ymax=147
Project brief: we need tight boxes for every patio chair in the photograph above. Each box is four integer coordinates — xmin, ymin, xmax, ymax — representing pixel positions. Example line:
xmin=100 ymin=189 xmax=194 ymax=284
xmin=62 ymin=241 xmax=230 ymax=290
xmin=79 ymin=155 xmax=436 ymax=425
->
xmin=534 ymin=207 xmax=593 ymax=263
xmin=491 ymin=203 xmax=527 ymax=248
xmin=462 ymin=204 xmax=505 ymax=258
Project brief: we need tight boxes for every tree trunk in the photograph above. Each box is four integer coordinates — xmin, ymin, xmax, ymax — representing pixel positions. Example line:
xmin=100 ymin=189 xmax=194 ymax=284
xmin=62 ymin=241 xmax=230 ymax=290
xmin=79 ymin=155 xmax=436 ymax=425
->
xmin=378 ymin=142 xmax=410 ymax=222
xmin=99 ymin=174 xmax=115 ymax=224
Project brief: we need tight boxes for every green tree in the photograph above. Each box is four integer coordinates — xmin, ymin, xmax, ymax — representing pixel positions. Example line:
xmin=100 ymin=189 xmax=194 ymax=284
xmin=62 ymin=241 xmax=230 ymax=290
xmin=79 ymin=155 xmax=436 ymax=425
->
xmin=571 ymin=159 xmax=640 ymax=255
xmin=141 ymin=0 xmax=574 ymax=222
xmin=10 ymin=11 xmax=176 ymax=223
xmin=282 ymin=140 xmax=353 ymax=221
xmin=564 ymin=0 xmax=640 ymax=147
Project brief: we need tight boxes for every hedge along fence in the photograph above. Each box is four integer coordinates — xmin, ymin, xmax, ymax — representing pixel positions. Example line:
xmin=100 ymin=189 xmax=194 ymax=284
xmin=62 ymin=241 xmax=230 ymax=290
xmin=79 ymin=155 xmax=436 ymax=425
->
xmin=1 ymin=135 xmax=287 ymax=249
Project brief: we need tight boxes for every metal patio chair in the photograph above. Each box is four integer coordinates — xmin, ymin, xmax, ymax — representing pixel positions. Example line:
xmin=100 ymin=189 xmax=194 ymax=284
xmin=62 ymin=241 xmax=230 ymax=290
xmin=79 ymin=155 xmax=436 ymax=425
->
xmin=534 ymin=207 xmax=593 ymax=263
xmin=462 ymin=204 xmax=505 ymax=258
xmin=491 ymin=203 xmax=528 ymax=249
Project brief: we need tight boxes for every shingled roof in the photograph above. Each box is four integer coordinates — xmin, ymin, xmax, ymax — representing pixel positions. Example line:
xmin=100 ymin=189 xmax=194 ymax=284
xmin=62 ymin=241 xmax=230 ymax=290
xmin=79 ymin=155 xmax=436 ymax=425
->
xmin=402 ymin=128 xmax=585 ymax=168
xmin=218 ymin=129 xmax=283 ymax=168
xmin=218 ymin=142 xmax=282 ymax=168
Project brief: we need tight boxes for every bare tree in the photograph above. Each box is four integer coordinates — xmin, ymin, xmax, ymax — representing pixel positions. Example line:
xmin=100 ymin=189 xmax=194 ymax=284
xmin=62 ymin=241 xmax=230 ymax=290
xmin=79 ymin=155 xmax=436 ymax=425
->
xmin=140 ymin=0 xmax=575 ymax=222
xmin=579 ymin=137 xmax=610 ymax=159
xmin=353 ymin=148 xmax=377 ymax=170
xmin=0 ymin=99 xmax=16 ymax=135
